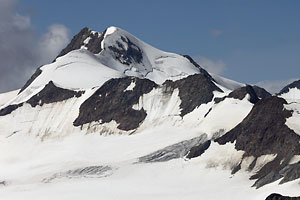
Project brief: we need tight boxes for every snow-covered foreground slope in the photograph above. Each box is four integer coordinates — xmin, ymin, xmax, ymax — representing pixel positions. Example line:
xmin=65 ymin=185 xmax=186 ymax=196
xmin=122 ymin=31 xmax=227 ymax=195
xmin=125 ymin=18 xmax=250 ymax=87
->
xmin=0 ymin=26 xmax=300 ymax=199
xmin=0 ymin=128 xmax=299 ymax=200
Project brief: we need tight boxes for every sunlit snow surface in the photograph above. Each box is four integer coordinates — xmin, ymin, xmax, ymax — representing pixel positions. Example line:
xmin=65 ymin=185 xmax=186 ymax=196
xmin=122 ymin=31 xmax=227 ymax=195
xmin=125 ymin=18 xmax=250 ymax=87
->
xmin=0 ymin=131 xmax=299 ymax=200
xmin=281 ymin=88 xmax=300 ymax=136
xmin=15 ymin=26 xmax=242 ymax=105
xmin=1 ymin=87 xmax=298 ymax=199
xmin=0 ymin=26 xmax=300 ymax=199
xmin=0 ymin=89 xmax=19 ymax=109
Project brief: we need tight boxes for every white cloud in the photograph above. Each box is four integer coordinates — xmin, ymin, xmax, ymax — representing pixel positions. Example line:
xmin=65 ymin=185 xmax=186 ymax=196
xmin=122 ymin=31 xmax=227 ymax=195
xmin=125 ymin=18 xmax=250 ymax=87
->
xmin=211 ymin=29 xmax=223 ymax=37
xmin=193 ymin=56 xmax=226 ymax=75
xmin=0 ymin=0 xmax=71 ymax=93
xmin=39 ymin=24 xmax=71 ymax=63
xmin=255 ymin=78 xmax=298 ymax=94
xmin=13 ymin=14 xmax=31 ymax=30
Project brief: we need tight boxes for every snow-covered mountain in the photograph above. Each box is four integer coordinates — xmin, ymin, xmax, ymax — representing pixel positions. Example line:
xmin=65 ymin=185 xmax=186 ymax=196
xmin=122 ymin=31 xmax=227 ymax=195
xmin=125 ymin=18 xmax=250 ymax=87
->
xmin=0 ymin=26 xmax=299 ymax=200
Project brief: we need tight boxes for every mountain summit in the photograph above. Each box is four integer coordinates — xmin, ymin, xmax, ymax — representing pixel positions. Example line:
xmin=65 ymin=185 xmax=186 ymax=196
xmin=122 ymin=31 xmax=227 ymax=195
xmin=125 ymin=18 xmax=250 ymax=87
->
xmin=0 ymin=26 xmax=299 ymax=200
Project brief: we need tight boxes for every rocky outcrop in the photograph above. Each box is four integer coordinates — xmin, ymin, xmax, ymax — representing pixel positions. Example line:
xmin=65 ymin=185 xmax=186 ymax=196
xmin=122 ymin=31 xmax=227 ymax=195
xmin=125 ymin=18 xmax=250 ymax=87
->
xmin=73 ymin=77 xmax=157 ymax=131
xmin=228 ymin=85 xmax=259 ymax=104
xmin=108 ymin=36 xmax=143 ymax=65
xmin=56 ymin=27 xmax=105 ymax=59
xmin=215 ymin=85 xmax=259 ymax=104
xmin=266 ymin=193 xmax=300 ymax=200
xmin=1 ymin=81 xmax=83 ymax=116
xmin=139 ymin=135 xmax=207 ymax=163
xmin=279 ymin=162 xmax=300 ymax=184
xmin=74 ymin=73 xmax=223 ymax=130
xmin=227 ymin=85 xmax=259 ymax=103
xmin=252 ymin=85 xmax=271 ymax=99
xmin=216 ymin=96 xmax=300 ymax=187
xmin=27 ymin=81 xmax=84 ymax=107
xmin=164 ymin=73 xmax=223 ymax=117
xmin=278 ymin=79 xmax=300 ymax=95
xmin=0 ymin=103 xmax=23 ymax=116
xmin=186 ymin=140 xmax=211 ymax=159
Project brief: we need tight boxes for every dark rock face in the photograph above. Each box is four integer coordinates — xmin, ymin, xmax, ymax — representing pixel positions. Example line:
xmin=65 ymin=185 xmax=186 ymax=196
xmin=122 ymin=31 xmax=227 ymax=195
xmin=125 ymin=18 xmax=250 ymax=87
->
xmin=216 ymin=96 xmax=300 ymax=187
xmin=85 ymin=30 xmax=106 ymax=54
xmin=27 ymin=81 xmax=84 ymax=107
xmin=1 ymin=81 xmax=84 ymax=116
xmin=213 ymin=97 xmax=224 ymax=104
xmin=74 ymin=77 xmax=157 ymax=131
xmin=74 ymin=73 xmax=223 ymax=130
xmin=186 ymin=140 xmax=211 ymax=159
xmin=278 ymin=79 xmax=300 ymax=95
xmin=279 ymin=162 xmax=300 ymax=184
xmin=164 ymin=73 xmax=223 ymax=117
xmin=215 ymin=85 xmax=259 ymax=104
xmin=227 ymin=85 xmax=259 ymax=104
xmin=252 ymin=85 xmax=272 ymax=99
xmin=0 ymin=103 xmax=23 ymax=116
xmin=266 ymin=193 xmax=300 ymax=200
xmin=56 ymin=27 xmax=105 ymax=59
xmin=18 ymin=67 xmax=43 ymax=94
xmin=216 ymin=96 xmax=297 ymax=156
xmin=108 ymin=36 xmax=143 ymax=65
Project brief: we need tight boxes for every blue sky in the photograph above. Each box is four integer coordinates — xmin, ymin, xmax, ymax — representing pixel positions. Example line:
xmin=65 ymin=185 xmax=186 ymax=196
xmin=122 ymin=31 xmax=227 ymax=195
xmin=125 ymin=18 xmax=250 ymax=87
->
xmin=3 ymin=0 xmax=300 ymax=92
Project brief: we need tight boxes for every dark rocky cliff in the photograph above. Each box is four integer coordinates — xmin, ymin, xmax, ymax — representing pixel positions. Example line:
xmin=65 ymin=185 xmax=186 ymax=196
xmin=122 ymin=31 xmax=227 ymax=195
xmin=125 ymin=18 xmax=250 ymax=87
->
xmin=216 ymin=96 xmax=300 ymax=188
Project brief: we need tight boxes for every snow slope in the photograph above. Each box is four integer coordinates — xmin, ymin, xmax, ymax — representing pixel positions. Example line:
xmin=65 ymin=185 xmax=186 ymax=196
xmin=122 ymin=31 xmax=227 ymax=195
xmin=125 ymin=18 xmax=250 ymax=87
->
xmin=0 ymin=26 xmax=299 ymax=200
xmin=279 ymin=82 xmax=300 ymax=135
xmin=280 ymin=88 xmax=300 ymax=136
xmin=98 ymin=26 xmax=200 ymax=83
xmin=0 ymin=90 xmax=19 ymax=109
xmin=0 ymin=129 xmax=299 ymax=200
xmin=1 ymin=26 xmax=249 ymax=138
xmin=16 ymin=26 xmax=203 ymax=104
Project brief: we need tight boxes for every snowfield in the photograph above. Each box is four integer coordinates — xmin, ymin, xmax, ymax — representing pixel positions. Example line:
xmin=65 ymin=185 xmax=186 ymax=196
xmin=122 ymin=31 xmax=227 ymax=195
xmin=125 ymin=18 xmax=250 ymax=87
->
xmin=0 ymin=26 xmax=300 ymax=200
xmin=16 ymin=26 xmax=241 ymax=105
xmin=0 ymin=130 xmax=299 ymax=200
